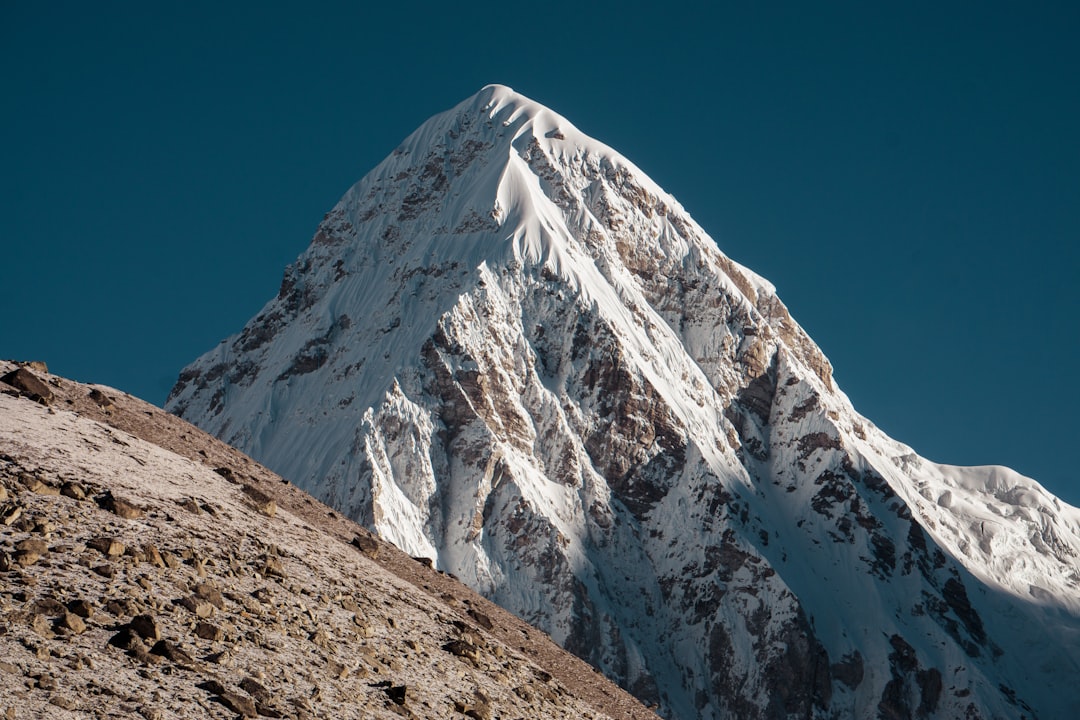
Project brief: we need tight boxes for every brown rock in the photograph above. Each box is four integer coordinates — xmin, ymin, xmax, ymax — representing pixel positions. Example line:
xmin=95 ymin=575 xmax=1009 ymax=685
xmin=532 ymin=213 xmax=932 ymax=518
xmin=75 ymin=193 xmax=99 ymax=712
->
xmin=0 ymin=504 xmax=21 ymax=526
xmin=213 ymin=467 xmax=239 ymax=483
xmin=241 ymin=484 xmax=276 ymax=517
xmin=142 ymin=543 xmax=164 ymax=567
xmin=87 ymin=536 xmax=126 ymax=557
xmin=57 ymin=612 xmax=86 ymax=634
xmin=88 ymin=388 xmax=114 ymax=409
xmin=130 ymin=614 xmax=161 ymax=641
xmin=1 ymin=368 xmax=53 ymax=405
xmin=177 ymin=596 xmax=214 ymax=618
xmin=262 ymin=556 xmax=286 ymax=579
xmin=28 ymin=612 xmax=53 ymax=638
xmin=350 ymin=533 xmax=380 ymax=558
xmin=91 ymin=563 xmax=116 ymax=578
xmin=149 ymin=640 xmax=196 ymax=667
xmin=193 ymin=582 xmax=225 ymax=609
xmin=14 ymin=538 xmax=47 ymax=567
xmin=239 ymin=677 xmax=272 ymax=705
xmin=194 ymin=621 xmax=224 ymax=641
xmin=98 ymin=491 xmax=144 ymax=520
xmin=443 ymin=639 xmax=482 ymax=663
xmin=67 ymin=599 xmax=94 ymax=619
xmin=30 ymin=597 xmax=66 ymax=615
xmin=467 ymin=608 xmax=494 ymax=631
xmin=60 ymin=482 xmax=87 ymax=500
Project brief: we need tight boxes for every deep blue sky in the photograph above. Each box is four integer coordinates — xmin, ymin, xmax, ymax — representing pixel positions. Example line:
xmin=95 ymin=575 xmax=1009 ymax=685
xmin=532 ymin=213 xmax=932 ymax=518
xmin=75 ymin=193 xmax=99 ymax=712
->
xmin=3 ymin=2 xmax=1077 ymax=505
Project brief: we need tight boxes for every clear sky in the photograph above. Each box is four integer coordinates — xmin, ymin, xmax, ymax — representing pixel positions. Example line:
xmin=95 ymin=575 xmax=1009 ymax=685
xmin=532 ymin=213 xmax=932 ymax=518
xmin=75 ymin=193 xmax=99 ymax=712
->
xmin=2 ymin=2 xmax=1077 ymax=505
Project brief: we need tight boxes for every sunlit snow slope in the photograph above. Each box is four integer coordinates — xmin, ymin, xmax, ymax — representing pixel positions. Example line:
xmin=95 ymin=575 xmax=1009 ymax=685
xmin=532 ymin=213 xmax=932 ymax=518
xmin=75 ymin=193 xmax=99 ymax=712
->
xmin=169 ymin=85 xmax=1080 ymax=720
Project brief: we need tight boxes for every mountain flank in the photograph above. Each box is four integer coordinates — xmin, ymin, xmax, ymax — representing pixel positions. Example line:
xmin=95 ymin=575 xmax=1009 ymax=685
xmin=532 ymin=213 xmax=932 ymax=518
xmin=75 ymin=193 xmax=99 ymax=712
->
xmin=0 ymin=360 xmax=656 ymax=719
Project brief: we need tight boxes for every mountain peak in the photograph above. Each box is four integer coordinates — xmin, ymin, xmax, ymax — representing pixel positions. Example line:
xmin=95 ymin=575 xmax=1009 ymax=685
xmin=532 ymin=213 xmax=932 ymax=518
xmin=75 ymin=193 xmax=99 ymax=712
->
xmin=168 ymin=89 xmax=1080 ymax=720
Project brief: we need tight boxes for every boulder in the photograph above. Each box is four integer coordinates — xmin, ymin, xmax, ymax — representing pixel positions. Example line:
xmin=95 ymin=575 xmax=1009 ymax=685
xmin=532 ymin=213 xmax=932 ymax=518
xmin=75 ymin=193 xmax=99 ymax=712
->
xmin=0 ymin=368 xmax=52 ymax=405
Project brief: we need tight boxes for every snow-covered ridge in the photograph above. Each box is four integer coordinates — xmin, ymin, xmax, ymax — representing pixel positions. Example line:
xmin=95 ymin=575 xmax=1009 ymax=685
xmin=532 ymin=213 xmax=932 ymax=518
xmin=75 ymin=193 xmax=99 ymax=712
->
xmin=169 ymin=86 xmax=1080 ymax=720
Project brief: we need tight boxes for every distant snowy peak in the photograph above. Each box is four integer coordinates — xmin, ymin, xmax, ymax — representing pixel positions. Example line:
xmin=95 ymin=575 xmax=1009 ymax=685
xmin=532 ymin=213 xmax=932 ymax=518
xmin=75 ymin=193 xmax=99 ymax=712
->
xmin=169 ymin=86 xmax=1080 ymax=720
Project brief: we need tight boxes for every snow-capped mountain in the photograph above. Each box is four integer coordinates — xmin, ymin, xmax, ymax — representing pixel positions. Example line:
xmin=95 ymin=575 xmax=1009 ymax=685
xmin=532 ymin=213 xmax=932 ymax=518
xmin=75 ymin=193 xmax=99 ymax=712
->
xmin=168 ymin=85 xmax=1080 ymax=719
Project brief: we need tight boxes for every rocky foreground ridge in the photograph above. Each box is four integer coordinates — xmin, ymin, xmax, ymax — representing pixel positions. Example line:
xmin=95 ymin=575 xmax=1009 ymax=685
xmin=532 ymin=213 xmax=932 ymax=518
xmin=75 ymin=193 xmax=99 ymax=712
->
xmin=0 ymin=361 xmax=656 ymax=720
xmin=168 ymin=86 xmax=1080 ymax=719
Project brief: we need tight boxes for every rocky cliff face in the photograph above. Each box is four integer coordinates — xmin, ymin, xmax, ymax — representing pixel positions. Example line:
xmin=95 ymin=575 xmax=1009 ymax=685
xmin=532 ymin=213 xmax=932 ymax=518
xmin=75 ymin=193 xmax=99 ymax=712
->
xmin=168 ymin=85 xmax=1080 ymax=719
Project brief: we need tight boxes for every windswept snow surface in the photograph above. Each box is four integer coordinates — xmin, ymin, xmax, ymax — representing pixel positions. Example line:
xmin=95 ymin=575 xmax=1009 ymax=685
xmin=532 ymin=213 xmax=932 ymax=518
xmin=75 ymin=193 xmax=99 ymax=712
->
xmin=169 ymin=85 xmax=1080 ymax=720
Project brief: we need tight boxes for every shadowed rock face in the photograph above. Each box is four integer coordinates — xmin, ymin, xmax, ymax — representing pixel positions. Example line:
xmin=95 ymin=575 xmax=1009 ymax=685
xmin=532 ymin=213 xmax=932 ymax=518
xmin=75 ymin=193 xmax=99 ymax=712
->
xmin=1 ymin=366 xmax=53 ymax=405
xmin=168 ymin=85 xmax=1080 ymax=720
